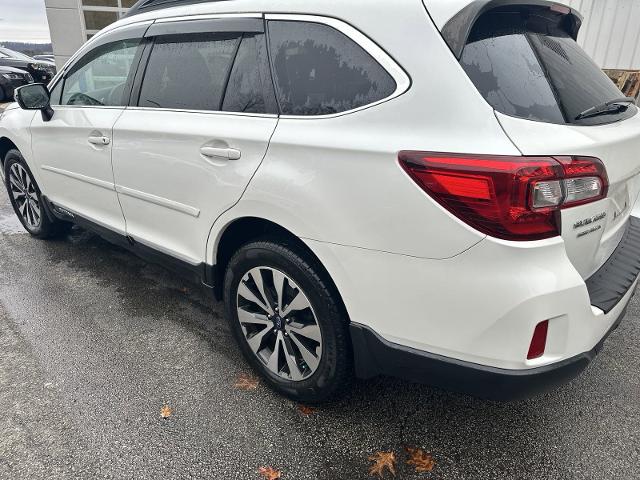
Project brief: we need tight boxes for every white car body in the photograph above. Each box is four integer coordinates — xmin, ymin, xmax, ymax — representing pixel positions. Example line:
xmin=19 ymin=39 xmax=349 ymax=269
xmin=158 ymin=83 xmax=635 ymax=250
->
xmin=1 ymin=0 xmax=639 ymax=399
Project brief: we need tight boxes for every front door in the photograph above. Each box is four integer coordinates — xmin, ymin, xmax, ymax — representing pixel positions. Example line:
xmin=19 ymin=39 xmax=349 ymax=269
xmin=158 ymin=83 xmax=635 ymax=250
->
xmin=112 ymin=21 xmax=278 ymax=265
xmin=31 ymin=35 xmax=144 ymax=234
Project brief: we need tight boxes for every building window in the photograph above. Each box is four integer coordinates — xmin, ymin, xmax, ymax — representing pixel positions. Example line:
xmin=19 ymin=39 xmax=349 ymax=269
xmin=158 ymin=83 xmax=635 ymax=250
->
xmin=81 ymin=0 xmax=132 ymax=40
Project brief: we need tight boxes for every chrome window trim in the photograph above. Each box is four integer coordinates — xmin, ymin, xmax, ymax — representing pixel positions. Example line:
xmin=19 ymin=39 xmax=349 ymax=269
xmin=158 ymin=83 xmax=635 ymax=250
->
xmin=124 ymin=106 xmax=279 ymax=118
xmin=264 ymin=13 xmax=411 ymax=120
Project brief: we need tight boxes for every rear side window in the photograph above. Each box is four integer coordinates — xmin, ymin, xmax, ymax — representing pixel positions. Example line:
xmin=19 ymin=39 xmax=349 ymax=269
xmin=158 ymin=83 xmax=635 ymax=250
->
xmin=267 ymin=20 xmax=397 ymax=116
xmin=222 ymin=34 xmax=278 ymax=114
xmin=139 ymin=34 xmax=238 ymax=111
xmin=460 ymin=8 xmax=636 ymax=125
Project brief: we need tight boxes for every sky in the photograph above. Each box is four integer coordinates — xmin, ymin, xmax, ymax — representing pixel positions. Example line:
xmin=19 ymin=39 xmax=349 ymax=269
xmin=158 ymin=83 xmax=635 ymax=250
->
xmin=0 ymin=0 xmax=51 ymax=43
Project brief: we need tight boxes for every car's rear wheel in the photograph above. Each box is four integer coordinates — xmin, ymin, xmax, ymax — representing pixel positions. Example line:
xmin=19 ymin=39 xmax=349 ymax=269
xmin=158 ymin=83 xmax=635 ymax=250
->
xmin=224 ymin=239 xmax=352 ymax=403
xmin=4 ymin=149 xmax=70 ymax=238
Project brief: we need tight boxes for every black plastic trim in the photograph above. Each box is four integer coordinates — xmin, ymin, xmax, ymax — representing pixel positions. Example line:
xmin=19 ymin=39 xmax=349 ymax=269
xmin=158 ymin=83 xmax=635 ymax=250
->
xmin=350 ymin=300 xmax=631 ymax=401
xmin=586 ymin=216 xmax=640 ymax=314
xmin=43 ymin=196 xmax=214 ymax=288
xmin=441 ymin=0 xmax=583 ymax=59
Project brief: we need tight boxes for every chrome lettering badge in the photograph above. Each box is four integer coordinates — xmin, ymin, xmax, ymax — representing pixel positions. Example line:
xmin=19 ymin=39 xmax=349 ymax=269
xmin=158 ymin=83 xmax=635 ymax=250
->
xmin=573 ymin=212 xmax=606 ymax=230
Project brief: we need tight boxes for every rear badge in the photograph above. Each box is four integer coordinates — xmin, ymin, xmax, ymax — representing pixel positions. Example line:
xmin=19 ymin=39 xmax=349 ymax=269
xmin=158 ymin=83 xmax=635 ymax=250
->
xmin=573 ymin=212 xmax=606 ymax=230
xmin=577 ymin=224 xmax=603 ymax=238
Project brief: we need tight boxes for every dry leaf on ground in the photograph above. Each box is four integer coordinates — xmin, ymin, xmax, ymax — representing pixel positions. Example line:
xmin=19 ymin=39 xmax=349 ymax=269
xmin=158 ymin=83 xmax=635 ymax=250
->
xmin=368 ymin=451 xmax=397 ymax=478
xmin=258 ymin=466 xmax=282 ymax=479
xmin=234 ymin=373 xmax=259 ymax=390
xmin=405 ymin=447 xmax=436 ymax=473
xmin=297 ymin=405 xmax=317 ymax=416
xmin=160 ymin=405 xmax=172 ymax=419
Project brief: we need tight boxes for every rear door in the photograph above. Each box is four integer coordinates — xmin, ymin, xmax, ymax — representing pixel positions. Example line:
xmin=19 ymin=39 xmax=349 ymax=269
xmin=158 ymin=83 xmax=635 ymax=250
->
xmin=452 ymin=3 xmax=640 ymax=278
xmin=111 ymin=16 xmax=279 ymax=265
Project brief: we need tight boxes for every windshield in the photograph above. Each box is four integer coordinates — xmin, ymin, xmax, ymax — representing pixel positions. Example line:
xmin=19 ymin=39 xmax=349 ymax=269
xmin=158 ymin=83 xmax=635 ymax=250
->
xmin=460 ymin=8 xmax=637 ymax=126
xmin=0 ymin=47 xmax=35 ymax=62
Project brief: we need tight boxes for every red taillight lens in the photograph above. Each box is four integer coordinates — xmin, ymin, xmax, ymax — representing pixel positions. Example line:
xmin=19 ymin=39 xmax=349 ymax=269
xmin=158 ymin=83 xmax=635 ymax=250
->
xmin=527 ymin=320 xmax=549 ymax=360
xmin=398 ymin=152 xmax=608 ymax=241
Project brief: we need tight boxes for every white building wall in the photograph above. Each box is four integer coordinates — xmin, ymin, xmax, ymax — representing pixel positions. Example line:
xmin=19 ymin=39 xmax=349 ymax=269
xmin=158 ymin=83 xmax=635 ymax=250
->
xmin=44 ymin=0 xmax=85 ymax=69
xmin=567 ymin=0 xmax=640 ymax=69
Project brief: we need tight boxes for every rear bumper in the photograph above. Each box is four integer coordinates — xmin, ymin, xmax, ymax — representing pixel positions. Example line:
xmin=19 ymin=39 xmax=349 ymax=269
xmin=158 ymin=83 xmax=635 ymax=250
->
xmin=351 ymin=299 xmax=631 ymax=401
xmin=349 ymin=218 xmax=640 ymax=400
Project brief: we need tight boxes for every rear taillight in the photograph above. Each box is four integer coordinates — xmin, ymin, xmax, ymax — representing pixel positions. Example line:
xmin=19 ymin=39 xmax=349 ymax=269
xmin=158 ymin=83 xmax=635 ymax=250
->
xmin=398 ymin=152 xmax=608 ymax=241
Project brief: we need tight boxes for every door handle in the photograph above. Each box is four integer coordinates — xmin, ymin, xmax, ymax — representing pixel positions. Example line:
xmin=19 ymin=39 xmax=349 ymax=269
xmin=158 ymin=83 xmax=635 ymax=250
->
xmin=88 ymin=135 xmax=110 ymax=146
xmin=200 ymin=146 xmax=241 ymax=161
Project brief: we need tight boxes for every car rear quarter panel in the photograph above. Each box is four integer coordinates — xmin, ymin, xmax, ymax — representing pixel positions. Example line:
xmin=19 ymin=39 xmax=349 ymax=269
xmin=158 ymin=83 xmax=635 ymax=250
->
xmin=209 ymin=0 xmax=521 ymax=260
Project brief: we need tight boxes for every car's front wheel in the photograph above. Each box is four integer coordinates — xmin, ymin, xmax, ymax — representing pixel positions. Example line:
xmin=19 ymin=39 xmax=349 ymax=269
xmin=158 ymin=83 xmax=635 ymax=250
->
xmin=224 ymin=239 xmax=352 ymax=403
xmin=4 ymin=149 xmax=70 ymax=238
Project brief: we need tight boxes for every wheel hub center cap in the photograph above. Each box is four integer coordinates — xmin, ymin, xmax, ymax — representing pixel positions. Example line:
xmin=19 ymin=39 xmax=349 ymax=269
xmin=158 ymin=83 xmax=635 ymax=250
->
xmin=273 ymin=315 xmax=284 ymax=330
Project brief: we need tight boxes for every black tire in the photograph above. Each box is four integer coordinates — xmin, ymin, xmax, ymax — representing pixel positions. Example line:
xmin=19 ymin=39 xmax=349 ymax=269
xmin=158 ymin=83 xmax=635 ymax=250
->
xmin=224 ymin=239 xmax=352 ymax=403
xmin=3 ymin=149 xmax=70 ymax=238
xmin=0 ymin=86 xmax=6 ymax=103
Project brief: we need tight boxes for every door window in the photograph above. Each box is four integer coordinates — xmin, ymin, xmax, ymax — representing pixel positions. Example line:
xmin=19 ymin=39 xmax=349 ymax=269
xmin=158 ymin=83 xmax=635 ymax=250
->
xmin=61 ymin=39 xmax=141 ymax=107
xmin=138 ymin=34 xmax=238 ymax=111
xmin=267 ymin=20 xmax=397 ymax=116
xmin=222 ymin=34 xmax=278 ymax=114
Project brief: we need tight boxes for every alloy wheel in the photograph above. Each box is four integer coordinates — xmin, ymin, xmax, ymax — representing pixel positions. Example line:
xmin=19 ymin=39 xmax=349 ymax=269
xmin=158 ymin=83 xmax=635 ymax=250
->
xmin=236 ymin=266 xmax=323 ymax=381
xmin=8 ymin=163 xmax=41 ymax=229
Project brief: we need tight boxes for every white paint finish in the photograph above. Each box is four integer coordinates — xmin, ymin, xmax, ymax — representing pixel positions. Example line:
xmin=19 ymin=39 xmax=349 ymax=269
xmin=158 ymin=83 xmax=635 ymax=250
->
xmin=111 ymin=109 xmax=278 ymax=264
xmin=30 ymin=107 xmax=126 ymax=234
xmin=496 ymin=110 xmax=640 ymax=278
xmin=41 ymin=165 xmax=116 ymax=191
xmin=305 ymin=234 xmax=634 ymax=369
xmin=115 ymin=185 xmax=201 ymax=218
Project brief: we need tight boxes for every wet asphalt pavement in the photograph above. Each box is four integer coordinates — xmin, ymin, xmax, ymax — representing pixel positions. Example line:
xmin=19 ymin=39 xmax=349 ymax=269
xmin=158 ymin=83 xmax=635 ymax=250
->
xmin=0 ymin=186 xmax=639 ymax=480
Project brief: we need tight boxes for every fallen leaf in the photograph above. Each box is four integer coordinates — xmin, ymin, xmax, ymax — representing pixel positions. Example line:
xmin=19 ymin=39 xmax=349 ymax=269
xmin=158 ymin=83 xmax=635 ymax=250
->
xmin=160 ymin=405 xmax=172 ymax=419
xmin=405 ymin=447 xmax=436 ymax=473
xmin=297 ymin=405 xmax=317 ymax=416
xmin=368 ymin=451 xmax=396 ymax=478
xmin=234 ymin=373 xmax=259 ymax=390
xmin=258 ymin=466 xmax=282 ymax=479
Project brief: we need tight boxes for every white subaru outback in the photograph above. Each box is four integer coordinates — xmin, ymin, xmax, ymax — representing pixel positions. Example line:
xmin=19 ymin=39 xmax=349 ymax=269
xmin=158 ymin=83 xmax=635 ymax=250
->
xmin=1 ymin=0 xmax=639 ymax=403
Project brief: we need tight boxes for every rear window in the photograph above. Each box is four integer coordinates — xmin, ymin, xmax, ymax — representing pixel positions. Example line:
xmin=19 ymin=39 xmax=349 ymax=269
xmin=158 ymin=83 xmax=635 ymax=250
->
xmin=460 ymin=8 xmax=637 ymax=125
xmin=267 ymin=20 xmax=397 ymax=116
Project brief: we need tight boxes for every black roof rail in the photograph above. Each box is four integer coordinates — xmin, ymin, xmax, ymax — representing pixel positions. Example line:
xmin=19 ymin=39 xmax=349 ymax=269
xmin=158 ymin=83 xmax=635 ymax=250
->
xmin=124 ymin=0 xmax=231 ymax=18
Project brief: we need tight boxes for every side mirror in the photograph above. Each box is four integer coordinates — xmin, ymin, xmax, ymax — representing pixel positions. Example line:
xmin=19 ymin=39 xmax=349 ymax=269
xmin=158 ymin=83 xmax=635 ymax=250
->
xmin=15 ymin=83 xmax=54 ymax=122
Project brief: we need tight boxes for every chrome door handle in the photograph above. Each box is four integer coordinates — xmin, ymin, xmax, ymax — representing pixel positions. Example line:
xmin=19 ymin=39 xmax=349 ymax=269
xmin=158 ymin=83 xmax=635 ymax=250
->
xmin=88 ymin=135 xmax=110 ymax=146
xmin=200 ymin=146 xmax=241 ymax=160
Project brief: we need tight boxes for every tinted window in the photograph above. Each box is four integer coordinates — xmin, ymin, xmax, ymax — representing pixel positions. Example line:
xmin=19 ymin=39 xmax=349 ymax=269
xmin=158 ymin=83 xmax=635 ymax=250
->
xmin=461 ymin=9 xmax=636 ymax=125
xmin=62 ymin=40 xmax=141 ymax=106
xmin=49 ymin=80 xmax=63 ymax=105
xmin=267 ymin=20 xmax=397 ymax=116
xmin=222 ymin=34 xmax=277 ymax=114
xmin=139 ymin=34 xmax=238 ymax=111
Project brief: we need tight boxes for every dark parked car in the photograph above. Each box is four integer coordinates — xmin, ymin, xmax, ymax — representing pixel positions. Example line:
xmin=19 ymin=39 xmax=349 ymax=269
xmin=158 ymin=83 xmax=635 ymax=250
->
xmin=0 ymin=47 xmax=56 ymax=84
xmin=33 ymin=54 xmax=56 ymax=63
xmin=0 ymin=66 xmax=33 ymax=102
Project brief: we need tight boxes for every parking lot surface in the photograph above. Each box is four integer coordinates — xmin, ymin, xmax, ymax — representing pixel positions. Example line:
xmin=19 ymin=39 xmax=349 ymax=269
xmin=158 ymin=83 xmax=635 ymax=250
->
xmin=0 ymin=187 xmax=639 ymax=480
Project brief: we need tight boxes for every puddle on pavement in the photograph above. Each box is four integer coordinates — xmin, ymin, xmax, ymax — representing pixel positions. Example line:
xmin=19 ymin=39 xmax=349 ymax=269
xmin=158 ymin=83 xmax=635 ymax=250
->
xmin=0 ymin=210 xmax=26 ymax=235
